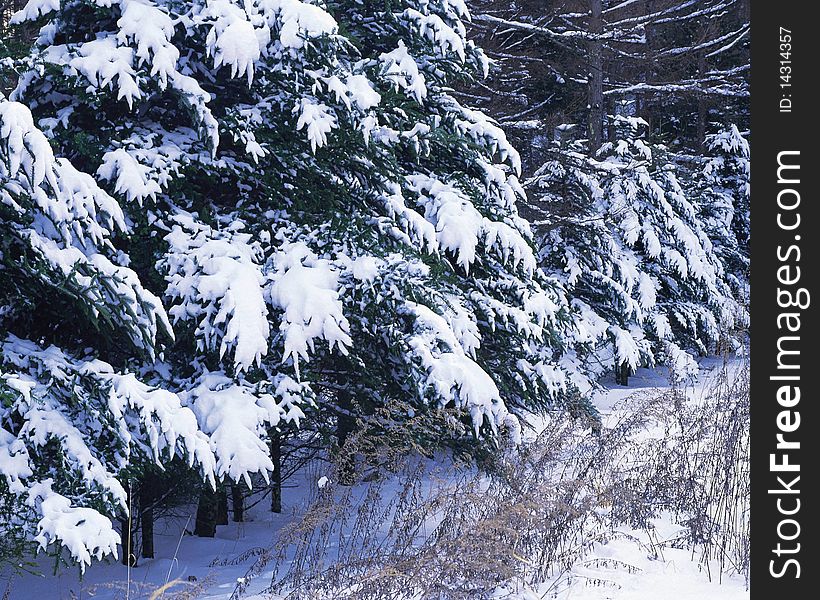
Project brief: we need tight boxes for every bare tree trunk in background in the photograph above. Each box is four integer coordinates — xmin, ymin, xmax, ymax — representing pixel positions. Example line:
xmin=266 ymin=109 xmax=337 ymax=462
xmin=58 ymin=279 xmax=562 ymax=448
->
xmin=588 ymin=0 xmax=604 ymax=152
xmin=119 ymin=514 xmax=135 ymax=566
xmin=696 ymin=50 xmax=708 ymax=151
xmin=696 ymin=19 xmax=717 ymax=150
xmin=615 ymin=360 xmax=631 ymax=386
xmin=642 ymin=0 xmax=656 ymax=141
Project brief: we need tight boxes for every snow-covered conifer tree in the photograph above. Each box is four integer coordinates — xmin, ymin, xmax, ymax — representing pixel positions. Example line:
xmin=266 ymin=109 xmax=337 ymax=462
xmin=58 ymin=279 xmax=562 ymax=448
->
xmin=530 ymin=116 xmax=744 ymax=383
xmin=5 ymin=0 xmax=589 ymax=541
xmin=697 ymin=124 xmax=750 ymax=301
xmin=0 ymin=98 xmax=215 ymax=567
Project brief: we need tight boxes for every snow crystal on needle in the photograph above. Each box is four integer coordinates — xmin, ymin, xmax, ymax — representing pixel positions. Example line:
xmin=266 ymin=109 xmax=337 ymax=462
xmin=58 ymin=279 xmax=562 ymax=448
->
xmin=516 ymin=359 xmax=567 ymax=398
xmin=2 ymin=336 xmax=219 ymax=527
xmin=9 ymin=0 xmax=59 ymax=24
xmin=350 ymin=255 xmax=380 ymax=283
xmin=116 ymin=0 xmax=180 ymax=89
xmin=455 ymin=105 xmax=522 ymax=175
xmin=0 ymin=419 xmax=33 ymax=494
xmin=160 ymin=215 xmax=270 ymax=371
xmin=663 ymin=340 xmax=699 ymax=380
xmin=380 ymin=185 xmax=439 ymax=254
xmin=402 ymin=9 xmax=466 ymax=62
xmin=406 ymin=175 xmax=483 ymax=271
xmin=707 ymin=123 xmax=749 ymax=158
xmin=169 ymin=71 xmax=221 ymax=152
xmin=97 ymin=148 xmax=162 ymax=204
xmin=24 ymin=239 xmax=173 ymax=355
xmin=523 ymin=290 xmax=559 ymax=330
xmin=163 ymin=216 xmax=270 ymax=372
xmin=187 ymin=374 xmax=274 ymax=488
xmin=446 ymin=296 xmax=481 ymax=357
xmin=610 ymin=325 xmax=641 ymax=374
xmin=96 ymin=128 xmax=197 ymax=203
xmin=345 ymin=74 xmax=381 ymax=111
xmin=21 ymin=397 xmax=127 ymax=504
xmin=2 ymin=100 xmax=126 ymax=247
xmin=185 ymin=371 xmax=309 ymax=486
xmin=636 ymin=272 xmax=657 ymax=310
xmin=59 ymin=38 xmax=141 ymax=108
xmin=1 ymin=100 xmax=172 ymax=352
xmin=106 ymin=372 xmax=215 ymax=477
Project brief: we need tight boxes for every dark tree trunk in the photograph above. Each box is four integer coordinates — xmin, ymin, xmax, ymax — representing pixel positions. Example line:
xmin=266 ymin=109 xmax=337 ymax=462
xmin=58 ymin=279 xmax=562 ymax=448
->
xmin=615 ymin=361 xmax=631 ymax=386
xmin=139 ymin=475 xmax=156 ymax=559
xmin=119 ymin=515 xmax=136 ymax=566
xmin=120 ymin=481 xmax=136 ymax=566
xmin=336 ymin=391 xmax=356 ymax=486
xmin=216 ymin=485 xmax=229 ymax=525
xmin=231 ymin=484 xmax=244 ymax=522
xmin=269 ymin=429 xmax=283 ymax=513
xmin=588 ymin=0 xmax=604 ymax=152
xmin=194 ymin=485 xmax=218 ymax=537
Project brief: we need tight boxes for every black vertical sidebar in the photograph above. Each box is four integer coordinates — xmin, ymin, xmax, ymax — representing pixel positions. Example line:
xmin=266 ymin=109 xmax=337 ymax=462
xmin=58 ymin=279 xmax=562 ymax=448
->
xmin=751 ymin=2 xmax=816 ymax=597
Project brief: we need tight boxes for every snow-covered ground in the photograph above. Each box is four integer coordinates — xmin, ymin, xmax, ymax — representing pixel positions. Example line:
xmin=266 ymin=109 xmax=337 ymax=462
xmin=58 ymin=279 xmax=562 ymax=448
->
xmin=504 ymin=523 xmax=750 ymax=600
xmin=592 ymin=355 xmax=738 ymax=411
xmin=1 ymin=359 xmax=749 ymax=599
